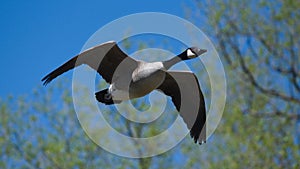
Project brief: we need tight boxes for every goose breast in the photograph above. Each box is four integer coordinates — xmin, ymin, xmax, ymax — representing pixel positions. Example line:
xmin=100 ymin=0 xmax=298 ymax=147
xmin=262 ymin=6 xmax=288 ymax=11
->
xmin=129 ymin=62 xmax=166 ymax=98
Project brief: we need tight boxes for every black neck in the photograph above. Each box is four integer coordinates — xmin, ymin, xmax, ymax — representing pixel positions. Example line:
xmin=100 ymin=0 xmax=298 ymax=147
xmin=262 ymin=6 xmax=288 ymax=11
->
xmin=162 ymin=52 xmax=187 ymax=70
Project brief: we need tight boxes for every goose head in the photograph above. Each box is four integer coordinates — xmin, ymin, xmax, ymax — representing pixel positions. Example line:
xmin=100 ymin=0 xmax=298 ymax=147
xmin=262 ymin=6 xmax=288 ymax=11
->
xmin=179 ymin=47 xmax=207 ymax=60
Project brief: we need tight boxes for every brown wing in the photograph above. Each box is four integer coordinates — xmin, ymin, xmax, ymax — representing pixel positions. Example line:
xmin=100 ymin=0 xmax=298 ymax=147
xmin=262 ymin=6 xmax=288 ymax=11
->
xmin=42 ymin=41 xmax=137 ymax=85
xmin=157 ymin=71 xmax=206 ymax=144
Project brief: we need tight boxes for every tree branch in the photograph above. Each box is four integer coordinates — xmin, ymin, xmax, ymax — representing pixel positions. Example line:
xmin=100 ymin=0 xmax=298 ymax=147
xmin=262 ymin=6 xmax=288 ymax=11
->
xmin=225 ymin=34 xmax=300 ymax=104
xmin=244 ymin=109 xmax=299 ymax=120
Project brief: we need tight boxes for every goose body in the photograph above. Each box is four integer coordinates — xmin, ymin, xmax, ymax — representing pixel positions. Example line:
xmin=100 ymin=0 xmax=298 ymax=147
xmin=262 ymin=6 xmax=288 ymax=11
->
xmin=42 ymin=41 xmax=207 ymax=144
xmin=129 ymin=61 xmax=166 ymax=98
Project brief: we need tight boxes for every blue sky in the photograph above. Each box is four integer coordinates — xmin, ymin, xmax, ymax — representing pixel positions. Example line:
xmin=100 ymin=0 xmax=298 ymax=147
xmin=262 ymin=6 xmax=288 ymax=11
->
xmin=0 ymin=0 xmax=195 ymax=97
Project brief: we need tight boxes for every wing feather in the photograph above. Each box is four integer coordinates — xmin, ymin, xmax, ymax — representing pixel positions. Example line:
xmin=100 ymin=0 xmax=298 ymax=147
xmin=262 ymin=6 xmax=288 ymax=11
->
xmin=157 ymin=71 xmax=206 ymax=144
xmin=42 ymin=41 xmax=137 ymax=85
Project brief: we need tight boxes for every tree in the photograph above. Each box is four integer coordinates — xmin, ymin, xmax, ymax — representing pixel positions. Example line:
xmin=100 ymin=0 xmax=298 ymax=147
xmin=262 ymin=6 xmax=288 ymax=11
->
xmin=186 ymin=0 xmax=300 ymax=168
xmin=1 ymin=1 xmax=299 ymax=168
xmin=0 ymin=77 xmax=180 ymax=169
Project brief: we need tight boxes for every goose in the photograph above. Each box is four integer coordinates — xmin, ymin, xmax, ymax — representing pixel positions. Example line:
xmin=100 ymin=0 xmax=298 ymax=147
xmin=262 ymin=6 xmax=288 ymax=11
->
xmin=42 ymin=41 xmax=207 ymax=144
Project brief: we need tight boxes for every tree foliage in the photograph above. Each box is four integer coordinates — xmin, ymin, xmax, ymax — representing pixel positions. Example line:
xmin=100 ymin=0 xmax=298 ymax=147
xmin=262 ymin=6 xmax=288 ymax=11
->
xmin=1 ymin=0 xmax=299 ymax=168
xmin=190 ymin=0 xmax=300 ymax=168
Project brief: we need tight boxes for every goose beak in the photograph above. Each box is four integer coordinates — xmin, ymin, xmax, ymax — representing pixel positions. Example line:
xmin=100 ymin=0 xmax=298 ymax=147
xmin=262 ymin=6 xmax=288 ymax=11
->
xmin=196 ymin=49 xmax=207 ymax=56
xmin=190 ymin=47 xmax=207 ymax=56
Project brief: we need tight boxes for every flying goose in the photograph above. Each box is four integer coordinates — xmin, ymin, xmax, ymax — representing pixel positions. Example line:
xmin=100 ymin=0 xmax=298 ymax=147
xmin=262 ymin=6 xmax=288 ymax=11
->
xmin=42 ymin=41 xmax=207 ymax=144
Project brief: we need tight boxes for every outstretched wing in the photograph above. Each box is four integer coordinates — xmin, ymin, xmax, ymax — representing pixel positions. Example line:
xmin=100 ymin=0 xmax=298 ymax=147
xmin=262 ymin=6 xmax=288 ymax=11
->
xmin=157 ymin=71 xmax=206 ymax=144
xmin=42 ymin=41 xmax=138 ymax=85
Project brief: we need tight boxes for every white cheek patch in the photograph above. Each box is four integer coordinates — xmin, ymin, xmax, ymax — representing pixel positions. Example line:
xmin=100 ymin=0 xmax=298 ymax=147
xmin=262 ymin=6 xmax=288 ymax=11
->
xmin=187 ymin=49 xmax=196 ymax=58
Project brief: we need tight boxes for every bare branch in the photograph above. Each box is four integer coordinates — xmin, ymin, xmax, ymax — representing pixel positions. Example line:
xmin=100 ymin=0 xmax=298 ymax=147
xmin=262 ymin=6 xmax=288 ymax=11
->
xmin=225 ymin=34 xmax=300 ymax=104
xmin=216 ymin=32 xmax=233 ymax=65
xmin=41 ymin=151 xmax=64 ymax=169
xmin=244 ymin=109 xmax=299 ymax=120
xmin=11 ymin=132 xmax=42 ymax=169
xmin=289 ymin=33 xmax=300 ymax=93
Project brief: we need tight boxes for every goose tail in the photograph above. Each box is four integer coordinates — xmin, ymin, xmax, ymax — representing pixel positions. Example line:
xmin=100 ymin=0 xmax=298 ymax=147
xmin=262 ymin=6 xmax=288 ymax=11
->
xmin=95 ymin=89 xmax=121 ymax=105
